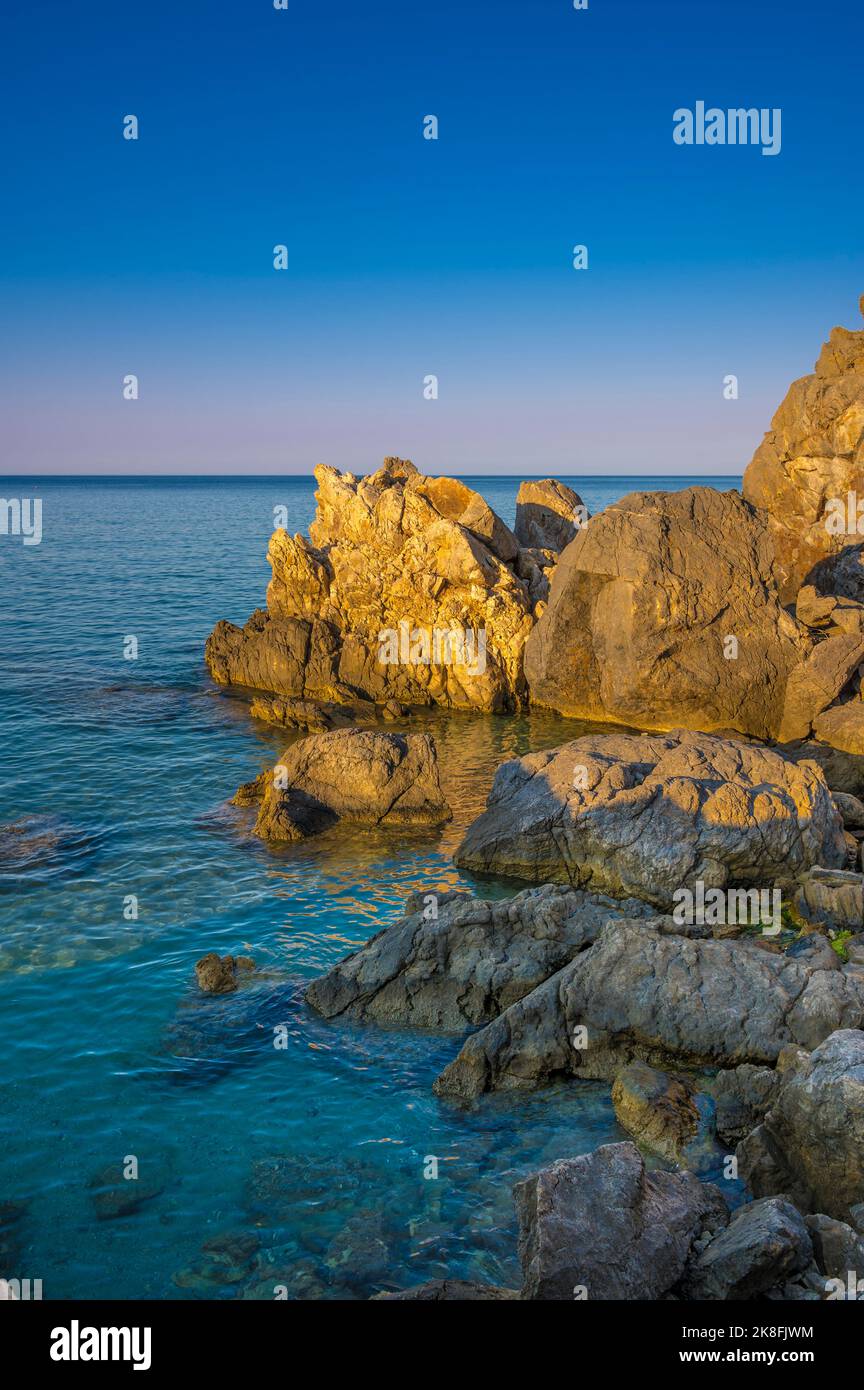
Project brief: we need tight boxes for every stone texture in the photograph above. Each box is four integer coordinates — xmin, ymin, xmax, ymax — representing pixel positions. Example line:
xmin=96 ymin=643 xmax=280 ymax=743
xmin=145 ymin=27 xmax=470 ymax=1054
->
xmin=306 ymin=884 xmax=668 ymax=1032
xmin=833 ymin=790 xmax=864 ymax=828
xmin=237 ymin=729 xmax=451 ymax=842
xmin=454 ymin=729 xmax=846 ymax=907
xmin=711 ymin=1065 xmax=783 ymax=1147
xmin=433 ymin=921 xmax=864 ymax=1098
xmin=523 ymin=486 xmax=812 ymax=738
xmin=813 ymin=702 xmax=864 ymax=754
xmin=611 ymin=1061 xmax=699 ymax=1162
xmin=195 ymin=953 xmax=255 ymax=995
xmin=206 ymin=457 xmax=556 ymax=713
xmin=778 ymin=632 xmax=864 ymax=741
xmin=514 ymin=1141 xmax=727 ymax=1300
xmin=684 ymin=1197 xmax=812 ymax=1301
xmin=372 ymin=1280 xmax=520 ymax=1301
xmin=514 ymin=479 xmax=584 ymax=552
xmin=794 ymin=867 xmax=864 ymax=932
xmin=738 ymin=1029 xmax=864 ymax=1220
xmin=805 ymin=1213 xmax=864 ymax=1281
xmin=742 ymin=298 xmax=864 ymax=601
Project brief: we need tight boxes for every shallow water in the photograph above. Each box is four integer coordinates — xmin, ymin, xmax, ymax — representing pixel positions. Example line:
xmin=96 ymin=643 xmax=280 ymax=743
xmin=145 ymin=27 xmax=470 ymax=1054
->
xmin=0 ymin=473 xmax=740 ymax=1299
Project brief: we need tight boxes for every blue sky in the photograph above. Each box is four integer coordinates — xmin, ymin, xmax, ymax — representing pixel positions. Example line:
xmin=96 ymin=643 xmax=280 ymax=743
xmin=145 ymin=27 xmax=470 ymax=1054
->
xmin=1 ymin=0 xmax=862 ymax=475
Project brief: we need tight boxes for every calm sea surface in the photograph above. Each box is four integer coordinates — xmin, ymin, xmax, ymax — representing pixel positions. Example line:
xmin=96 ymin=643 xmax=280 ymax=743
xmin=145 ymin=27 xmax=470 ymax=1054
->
xmin=0 ymin=474 xmax=740 ymax=1298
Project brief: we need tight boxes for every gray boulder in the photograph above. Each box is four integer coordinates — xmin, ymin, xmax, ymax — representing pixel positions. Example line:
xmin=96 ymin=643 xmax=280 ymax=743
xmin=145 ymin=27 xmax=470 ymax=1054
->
xmin=306 ymin=884 xmax=668 ymax=1031
xmin=806 ymin=1213 xmax=864 ymax=1281
xmin=711 ymin=1065 xmax=782 ymax=1147
xmin=454 ymin=730 xmax=845 ymax=906
xmin=684 ymin=1197 xmax=812 ymax=1301
xmin=434 ymin=921 xmax=864 ymax=1098
xmin=514 ymin=1141 xmax=727 ymax=1300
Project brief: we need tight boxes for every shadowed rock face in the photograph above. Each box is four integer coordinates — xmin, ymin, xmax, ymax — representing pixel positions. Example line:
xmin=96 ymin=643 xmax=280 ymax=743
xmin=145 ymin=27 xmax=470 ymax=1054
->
xmin=206 ymin=457 xmax=577 ymax=713
xmin=523 ymin=486 xmax=812 ymax=738
xmin=738 ymin=1029 xmax=864 ymax=1221
xmin=305 ymin=883 xmax=669 ymax=1032
xmin=454 ymin=729 xmax=846 ymax=904
xmin=433 ymin=920 xmax=864 ymax=1098
xmin=514 ymin=479 xmax=584 ymax=552
xmin=682 ymin=1197 xmax=812 ymax=1301
xmin=237 ymin=728 xmax=452 ymax=843
xmin=743 ymin=297 xmax=864 ymax=602
xmin=514 ymin=1141 xmax=727 ymax=1301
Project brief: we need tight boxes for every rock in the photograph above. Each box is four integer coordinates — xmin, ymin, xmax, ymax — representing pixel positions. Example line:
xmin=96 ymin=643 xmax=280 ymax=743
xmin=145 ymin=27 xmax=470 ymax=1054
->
xmin=206 ymin=458 xmax=547 ymax=713
xmin=611 ymin=1061 xmax=699 ymax=1162
xmin=514 ymin=1141 xmax=727 ymax=1300
xmin=453 ymin=729 xmax=845 ymax=907
xmin=813 ymin=702 xmax=864 ymax=755
xmin=796 ymin=585 xmax=838 ymax=628
xmin=742 ymin=298 xmax=864 ymax=601
xmin=711 ymin=1066 xmax=782 ymax=1147
xmin=325 ymin=1211 xmax=390 ymax=1284
xmin=684 ymin=1197 xmax=812 ymax=1300
xmin=244 ymin=729 xmax=451 ymax=842
xmin=777 ymin=738 xmax=864 ymax=799
xmin=372 ymin=1280 xmax=520 ymax=1301
xmin=785 ymin=932 xmax=841 ymax=972
xmin=160 ymin=978 xmax=299 ymax=1086
xmin=523 ymin=487 xmax=812 ymax=738
xmin=306 ymin=884 xmax=668 ymax=1032
xmin=778 ymin=633 xmax=864 ymax=741
xmin=514 ymin=479 xmax=584 ymax=552
xmin=195 ymin=953 xmax=255 ymax=994
xmin=794 ymin=867 xmax=864 ymax=932
xmin=88 ymin=1162 xmax=167 ymax=1220
xmin=433 ymin=920 xmax=864 ymax=1098
xmin=249 ymin=696 xmax=337 ymax=731
xmin=739 ymin=1030 xmax=864 ymax=1220
xmin=805 ymin=1213 xmax=864 ymax=1281
xmin=833 ymin=791 xmax=864 ymax=828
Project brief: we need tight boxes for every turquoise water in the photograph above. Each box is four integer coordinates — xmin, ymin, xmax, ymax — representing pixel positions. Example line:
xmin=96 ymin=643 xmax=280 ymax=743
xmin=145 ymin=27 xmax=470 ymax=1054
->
xmin=0 ymin=474 xmax=740 ymax=1300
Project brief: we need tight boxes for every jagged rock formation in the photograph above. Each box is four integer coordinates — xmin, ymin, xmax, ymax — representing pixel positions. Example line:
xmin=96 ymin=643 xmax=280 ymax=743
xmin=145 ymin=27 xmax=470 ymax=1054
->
xmin=743 ymin=296 xmax=864 ymax=602
xmin=432 ymin=920 xmax=864 ymax=1097
xmin=207 ymin=458 xmax=580 ymax=714
xmin=235 ymin=728 xmax=451 ymax=842
xmin=514 ymin=478 xmax=584 ymax=552
xmin=523 ymin=487 xmax=812 ymax=738
xmin=453 ymin=730 xmax=846 ymax=905
xmin=306 ymin=883 xmax=669 ymax=1031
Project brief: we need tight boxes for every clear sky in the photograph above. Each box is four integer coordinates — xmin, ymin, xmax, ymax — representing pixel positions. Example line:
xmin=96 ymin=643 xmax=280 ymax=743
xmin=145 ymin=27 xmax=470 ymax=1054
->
xmin=1 ymin=0 xmax=862 ymax=476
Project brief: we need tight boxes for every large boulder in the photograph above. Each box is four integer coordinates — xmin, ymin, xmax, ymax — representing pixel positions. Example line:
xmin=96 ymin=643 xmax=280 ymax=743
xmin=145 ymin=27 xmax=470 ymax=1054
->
xmin=236 ymin=729 xmax=451 ymax=842
xmin=206 ymin=458 xmax=567 ymax=713
xmin=514 ymin=1141 xmax=727 ymax=1300
xmin=523 ymin=486 xmax=811 ymax=738
xmin=738 ymin=1029 xmax=864 ymax=1220
xmin=742 ymin=296 xmax=864 ymax=602
xmin=611 ymin=1061 xmax=700 ymax=1163
xmin=306 ymin=883 xmax=666 ymax=1031
xmin=683 ymin=1197 xmax=812 ymax=1301
xmin=433 ymin=921 xmax=864 ymax=1098
xmin=453 ymin=729 xmax=846 ymax=905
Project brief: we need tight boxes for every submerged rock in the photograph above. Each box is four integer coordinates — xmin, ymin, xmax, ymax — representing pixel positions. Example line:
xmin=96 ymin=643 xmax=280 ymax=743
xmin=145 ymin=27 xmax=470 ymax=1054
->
xmin=523 ymin=486 xmax=811 ymax=738
xmin=195 ymin=953 xmax=255 ymax=994
xmin=454 ymin=729 xmax=845 ymax=906
xmin=88 ymin=1162 xmax=168 ymax=1220
xmin=306 ymin=884 xmax=668 ymax=1032
xmin=742 ymin=296 xmax=864 ymax=601
xmin=514 ymin=1141 xmax=727 ymax=1300
xmin=238 ymin=728 xmax=451 ymax=843
xmin=434 ymin=920 xmax=864 ymax=1098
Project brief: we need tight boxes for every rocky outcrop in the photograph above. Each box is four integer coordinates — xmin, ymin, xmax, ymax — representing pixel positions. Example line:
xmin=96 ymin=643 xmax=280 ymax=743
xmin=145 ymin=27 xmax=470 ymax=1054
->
xmin=453 ymin=729 xmax=846 ymax=905
xmin=514 ymin=1141 xmax=727 ymax=1300
xmin=206 ymin=458 xmax=579 ymax=713
xmin=523 ymin=486 xmax=812 ymax=738
xmin=236 ymin=729 xmax=451 ymax=843
xmin=778 ymin=632 xmax=864 ymax=741
xmin=742 ymin=297 xmax=864 ymax=601
xmin=683 ymin=1197 xmax=812 ymax=1301
xmin=738 ymin=1029 xmax=864 ymax=1220
xmin=306 ymin=884 xmax=668 ymax=1031
xmin=433 ymin=921 xmax=864 ymax=1098
xmin=611 ymin=1061 xmax=700 ymax=1162
xmin=195 ymin=953 xmax=255 ymax=994
xmin=514 ymin=479 xmax=584 ymax=552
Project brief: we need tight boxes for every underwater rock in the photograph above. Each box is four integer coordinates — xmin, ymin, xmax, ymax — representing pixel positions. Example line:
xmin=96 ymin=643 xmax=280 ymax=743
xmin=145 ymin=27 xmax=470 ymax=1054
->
xmin=194 ymin=953 xmax=255 ymax=994
xmin=87 ymin=1161 xmax=168 ymax=1220
xmin=159 ymin=978 xmax=300 ymax=1086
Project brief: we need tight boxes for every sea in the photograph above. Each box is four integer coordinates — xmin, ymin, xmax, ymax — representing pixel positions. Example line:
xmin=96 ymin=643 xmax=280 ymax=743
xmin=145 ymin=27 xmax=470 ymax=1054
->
xmin=0 ymin=473 xmax=740 ymax=1299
